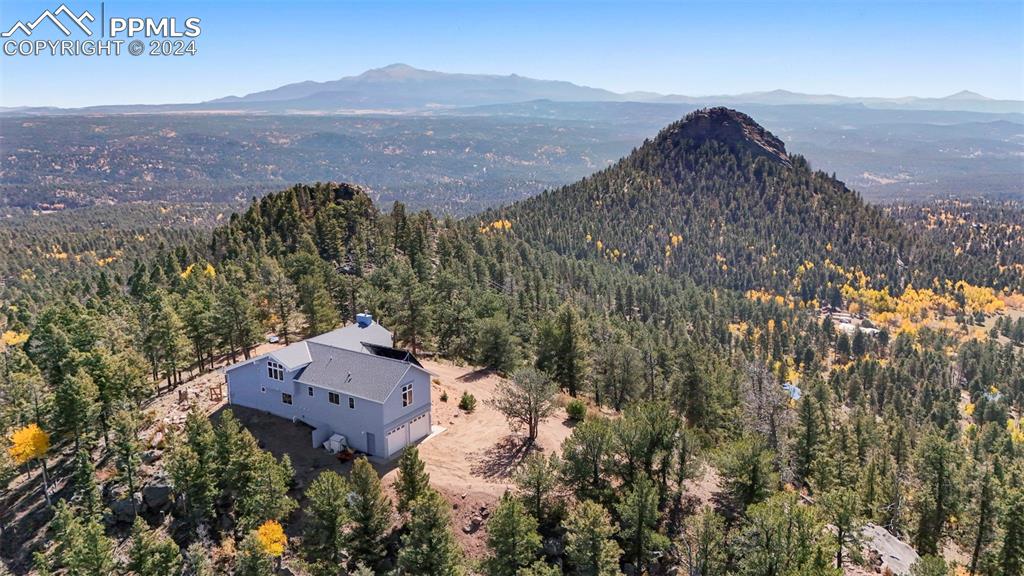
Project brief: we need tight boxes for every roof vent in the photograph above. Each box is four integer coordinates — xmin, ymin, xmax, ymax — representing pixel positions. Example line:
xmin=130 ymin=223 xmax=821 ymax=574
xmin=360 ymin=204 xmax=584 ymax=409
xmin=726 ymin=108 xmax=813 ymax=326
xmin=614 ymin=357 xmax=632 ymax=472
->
xmin=356 ymin=312 xmax=373 ymax=327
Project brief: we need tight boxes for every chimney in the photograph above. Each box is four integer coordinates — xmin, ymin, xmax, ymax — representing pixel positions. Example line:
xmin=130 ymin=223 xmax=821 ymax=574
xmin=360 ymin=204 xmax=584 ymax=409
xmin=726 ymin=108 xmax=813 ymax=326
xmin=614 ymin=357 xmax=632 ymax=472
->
xmin=356 ymin=312 xmax=373 ymax=327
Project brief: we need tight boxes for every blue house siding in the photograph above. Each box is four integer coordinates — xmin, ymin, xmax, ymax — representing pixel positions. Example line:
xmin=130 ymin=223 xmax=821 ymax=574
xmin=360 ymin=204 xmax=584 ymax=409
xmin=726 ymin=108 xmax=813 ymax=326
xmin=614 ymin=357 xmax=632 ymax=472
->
xmin=225 ymin=346 xmax=432 ymax=458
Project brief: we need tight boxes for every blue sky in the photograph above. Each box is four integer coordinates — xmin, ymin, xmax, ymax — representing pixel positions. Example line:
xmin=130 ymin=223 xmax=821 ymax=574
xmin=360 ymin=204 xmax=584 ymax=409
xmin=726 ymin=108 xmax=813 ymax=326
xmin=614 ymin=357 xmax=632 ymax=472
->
xmin=1 ymin=0 xmax=1022 ymax=108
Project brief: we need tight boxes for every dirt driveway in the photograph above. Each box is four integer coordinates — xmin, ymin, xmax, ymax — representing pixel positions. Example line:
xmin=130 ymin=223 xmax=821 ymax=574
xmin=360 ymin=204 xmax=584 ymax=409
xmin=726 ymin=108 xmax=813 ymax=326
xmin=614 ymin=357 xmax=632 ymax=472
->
xmin=380 ymin=359 xmax=575 ymax=557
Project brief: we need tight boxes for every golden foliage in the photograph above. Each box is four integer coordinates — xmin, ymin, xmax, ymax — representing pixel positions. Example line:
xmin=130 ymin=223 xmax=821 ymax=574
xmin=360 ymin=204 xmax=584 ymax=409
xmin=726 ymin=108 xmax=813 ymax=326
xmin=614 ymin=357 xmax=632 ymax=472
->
xmin=479 ymin=219 xmax=512 ymax=233
xmin=256 ymin=520 xmax=286 ymax=557
xmin=8 ymin=424 xmax=49 ymax=465
xmin=1 ymin=330 xmax=29 ymax=348
xmin=1008 ymin=419 xmax=1024 ymax=445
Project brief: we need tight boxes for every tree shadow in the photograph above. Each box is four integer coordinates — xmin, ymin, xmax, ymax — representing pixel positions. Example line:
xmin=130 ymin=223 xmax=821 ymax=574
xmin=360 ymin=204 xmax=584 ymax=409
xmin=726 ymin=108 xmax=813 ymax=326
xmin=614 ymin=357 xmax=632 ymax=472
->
xmin=470 ymin=435 xmax=540 ymax=480
xmin=456 ymin=368 xmax=495 ymax=384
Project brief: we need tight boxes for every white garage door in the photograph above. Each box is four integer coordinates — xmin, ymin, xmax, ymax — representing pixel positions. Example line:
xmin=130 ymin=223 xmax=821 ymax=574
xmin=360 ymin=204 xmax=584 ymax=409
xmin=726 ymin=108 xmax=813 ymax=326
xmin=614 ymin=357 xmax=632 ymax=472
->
xmin=385 ymin=424 xmax=408 ymax=457
xmin=409 ymin=413 xmax=430 ymax=442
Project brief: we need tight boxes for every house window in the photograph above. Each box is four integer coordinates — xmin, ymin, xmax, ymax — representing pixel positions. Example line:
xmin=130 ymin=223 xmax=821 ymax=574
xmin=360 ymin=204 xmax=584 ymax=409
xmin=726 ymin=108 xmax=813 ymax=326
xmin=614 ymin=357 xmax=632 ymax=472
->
xmin=267 ymin=360 xmax=284 ymax=381
xmin=307 ymin=386 xmax=314 ymax=397
xmin=348 ymin=397 xmax=355 ymax=409
xmin=402 ymin=384 xmax=413 ymax=407
xmin=282 ymin=393 xmax=293 ymax=405
xmin=328 ymin=392 xmax=340 ymax=405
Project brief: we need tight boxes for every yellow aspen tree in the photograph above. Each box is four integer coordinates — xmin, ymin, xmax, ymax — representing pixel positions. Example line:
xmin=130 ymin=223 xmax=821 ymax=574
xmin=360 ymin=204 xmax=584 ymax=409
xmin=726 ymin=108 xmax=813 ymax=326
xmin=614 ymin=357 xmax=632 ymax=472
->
xmin=256 ymin=519 xmax=286 ymax=568
xmin=8 ymin=423 xmax=51 ymax=506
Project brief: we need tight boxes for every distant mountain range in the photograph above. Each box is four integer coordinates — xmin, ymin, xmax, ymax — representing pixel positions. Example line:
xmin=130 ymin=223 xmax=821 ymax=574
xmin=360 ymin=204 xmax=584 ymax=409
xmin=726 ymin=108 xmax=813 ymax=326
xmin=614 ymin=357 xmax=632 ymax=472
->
xmin=3 ymin=64 xmax=1021 ymax=115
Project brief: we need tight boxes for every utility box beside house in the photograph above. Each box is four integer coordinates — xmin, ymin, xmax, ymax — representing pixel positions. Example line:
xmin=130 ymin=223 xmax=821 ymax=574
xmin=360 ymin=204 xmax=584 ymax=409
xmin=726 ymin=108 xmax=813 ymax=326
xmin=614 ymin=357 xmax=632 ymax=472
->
xmin=224 ymin=315 xmax=432 ymax=459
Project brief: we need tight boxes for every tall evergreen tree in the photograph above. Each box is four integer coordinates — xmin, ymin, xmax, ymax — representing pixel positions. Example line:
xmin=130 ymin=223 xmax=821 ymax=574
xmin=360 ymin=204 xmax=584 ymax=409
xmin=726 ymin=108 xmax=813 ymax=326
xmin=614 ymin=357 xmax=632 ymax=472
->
xmin=303 ymin=470 xmax=350 ymax=572
xmin=396 ymin=446 xmax=430 ymax=515
xmin=128 ymin=517 xmax=183 ymax=576
xmin=913 ymin=432 xmax=962 ymax=556
xmin=563 ymin=499 xmax=622 ymax=576
xmin=346 ymin=457 xmax=392 ymax=569
xmin=399 ymin=488 xmax=464 ymax=576
xmin=483 ymin=493 xmax=544 ymax=576
xmin=615 ymin=473 xmax=668 ymax=571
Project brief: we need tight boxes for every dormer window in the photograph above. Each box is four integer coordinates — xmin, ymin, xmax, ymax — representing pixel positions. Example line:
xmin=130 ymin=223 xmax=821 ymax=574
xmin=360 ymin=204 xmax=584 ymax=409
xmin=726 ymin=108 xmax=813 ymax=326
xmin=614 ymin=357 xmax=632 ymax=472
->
xmin=268 ymin=360 xmax=284 ymax=381
xmin=402 ymin=383 xmax=413 ymax=407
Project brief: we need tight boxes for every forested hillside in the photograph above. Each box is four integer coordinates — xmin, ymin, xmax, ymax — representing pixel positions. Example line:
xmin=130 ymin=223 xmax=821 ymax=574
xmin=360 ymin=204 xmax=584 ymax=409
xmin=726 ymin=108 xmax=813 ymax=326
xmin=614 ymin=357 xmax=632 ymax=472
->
xmin=1 ymin=113 xmax=1023 ymax=575
xmin=496 ymin=108 xmax=1024 ymax=298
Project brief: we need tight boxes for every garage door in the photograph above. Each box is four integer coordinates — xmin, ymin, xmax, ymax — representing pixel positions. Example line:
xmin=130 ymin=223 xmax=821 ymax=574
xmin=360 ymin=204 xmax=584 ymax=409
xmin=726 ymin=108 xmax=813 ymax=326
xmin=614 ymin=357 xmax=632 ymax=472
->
xmin=385 ymin=424 xmax=408 ymax=457
xmin=409 ymin=413 xmax=430 ymax=442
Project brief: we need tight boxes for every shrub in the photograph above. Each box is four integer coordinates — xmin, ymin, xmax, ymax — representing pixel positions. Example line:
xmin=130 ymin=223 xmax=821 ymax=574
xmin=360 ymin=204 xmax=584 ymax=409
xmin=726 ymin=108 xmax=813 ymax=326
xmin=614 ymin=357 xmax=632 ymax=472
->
xmin=440 ymin=391 xmax=449 ymax=403
xmin=566 ymin=399 xmax=587 ymax=421
xmin=459 ymin=392 xmax=477 ymax=413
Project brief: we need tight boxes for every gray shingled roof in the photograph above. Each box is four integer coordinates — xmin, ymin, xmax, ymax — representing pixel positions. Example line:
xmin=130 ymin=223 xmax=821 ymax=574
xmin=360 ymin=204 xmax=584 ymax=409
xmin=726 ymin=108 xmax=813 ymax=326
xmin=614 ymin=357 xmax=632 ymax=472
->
xmin=266 ymin=341 xmax=312 ymax=370
xmin=294 ymin=342 xmax=415 ymax=402
xmin=309 ymin=321 xmax=392 ymax=352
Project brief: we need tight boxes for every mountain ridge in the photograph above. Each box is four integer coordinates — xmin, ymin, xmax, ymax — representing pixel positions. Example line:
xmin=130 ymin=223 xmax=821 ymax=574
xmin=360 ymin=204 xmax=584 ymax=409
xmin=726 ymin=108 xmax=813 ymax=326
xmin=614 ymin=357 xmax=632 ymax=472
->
xmin=3 ymin=64 xmax=1020 ymax=115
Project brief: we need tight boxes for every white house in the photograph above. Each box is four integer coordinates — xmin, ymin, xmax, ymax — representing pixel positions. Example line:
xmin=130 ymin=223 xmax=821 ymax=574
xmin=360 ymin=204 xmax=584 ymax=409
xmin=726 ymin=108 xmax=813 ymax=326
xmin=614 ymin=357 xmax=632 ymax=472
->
xmin=224 ymin=314 xmax=432 ymax=459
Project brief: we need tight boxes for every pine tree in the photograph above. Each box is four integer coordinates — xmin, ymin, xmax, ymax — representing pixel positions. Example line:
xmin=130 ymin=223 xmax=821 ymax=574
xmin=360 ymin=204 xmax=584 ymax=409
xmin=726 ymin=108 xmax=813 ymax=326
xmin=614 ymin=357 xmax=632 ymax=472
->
xmin=110 ymin=407 xmax=142 ymax=514
xmin=216 ymin=283 xmax=261 ymax=361
xmin=50 ymin=501 xmax=117 ymax=576
xmin=553 ymin=305 xmax=588 ymax=397
xmin=913 ymin=432 xmax=962 ymax=556
xmin=298 ymin=271 xmax=339 ymax=337
xmin=513 ymin=452 xmax=560 ymax=526
xmin=143 ymin=293 xmax=190 ymax=387
xmin=716 ymin=435 xmax=778 ymax=512
xmin=820 ymin=487 xmax=864 ymax=569
xmin=399 ymin=488 xmax=464 ymax=576
xmin=70 ymin=448 xmax=102 ymax=518
xmin=185 ymin=542 xmax=215 ymax=576
xmin=483 ymin=493 xmax=544 ymax=576
xmin=396 ymin=446 xmax=430 ymax=515
xmin=303 ymin=470 xmax=350 ymax=571
xmin=736 ymin=492 xmax=837 ymax=576
xmin=563 ymin=499 xmax=621 ymax=576
xmin=615 ymin=473 xmax=668 ymax=571
xmin=166 ymin=410 xmax=219 ymax=526
xmin=261 ymin=258 xmax=298 ymax=345
xmin=53 ymin=368 xmax=99 ymax=452
xmin=679 ymin=509 xmax=727 ymax=576
xmin=476 ymin=314 xmax=518 ymax=374
xmin=1001 ymin=487 xmax=1024 ymax=576
xmin=491 ymin=367 xmax=557 ymax=443
xmin=389 ymin=259 xmax=433 ymax=353
xmin=128 ymin=517 xmax=183 ymax=576
xmin=235 ymin=530 xmax=275 ymax=576
xmin=794 ymin=392 xmax=821 ymax=488
xmin=214 ymin=408 xmax=247 ymax=496
xmin=967 ymin=466 xmax=998 ymax=576
xmin=346 ymin=457 xmax=392 ymax=569
xmin=560 ymin=418 xmax=613 ymax=502
xmin=234 ymin=440 xmax=296 ymax=531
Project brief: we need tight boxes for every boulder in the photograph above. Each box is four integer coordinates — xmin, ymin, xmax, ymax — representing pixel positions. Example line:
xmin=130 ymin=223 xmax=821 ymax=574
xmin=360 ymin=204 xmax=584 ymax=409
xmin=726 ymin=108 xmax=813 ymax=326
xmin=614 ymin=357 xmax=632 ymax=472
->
xmin=141 ymin=450 xmax=162 ymax=464
xmin=142 ymin=484 xmax=172 ymax=512
xmin=111 ymin=496 xmax=140 ymax=524
xmin=463 ymin=514 xmax=484 ymax=534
